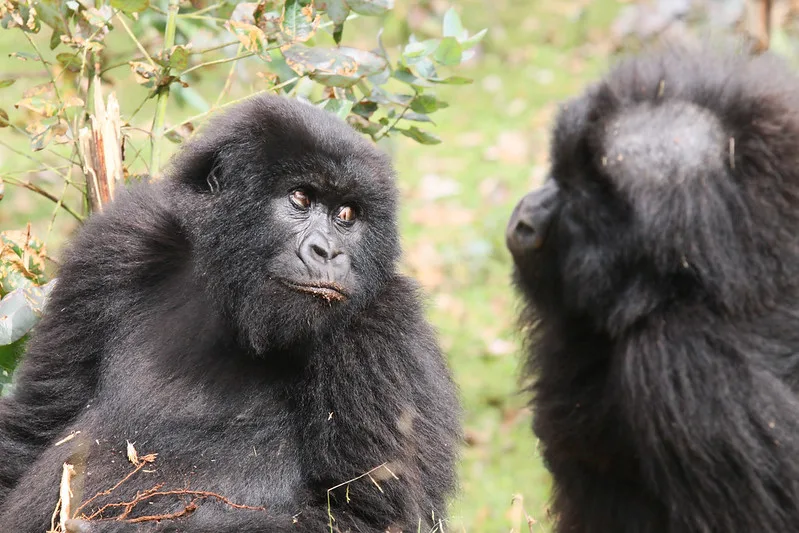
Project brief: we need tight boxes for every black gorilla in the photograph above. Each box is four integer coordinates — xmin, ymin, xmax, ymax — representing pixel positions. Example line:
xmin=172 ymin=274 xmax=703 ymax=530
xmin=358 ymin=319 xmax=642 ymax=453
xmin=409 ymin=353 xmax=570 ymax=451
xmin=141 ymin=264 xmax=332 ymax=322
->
xmin=0 ymin=95 xmax=461 ymax=532
xmin=506 ymin=44 xmax=799 ymax=533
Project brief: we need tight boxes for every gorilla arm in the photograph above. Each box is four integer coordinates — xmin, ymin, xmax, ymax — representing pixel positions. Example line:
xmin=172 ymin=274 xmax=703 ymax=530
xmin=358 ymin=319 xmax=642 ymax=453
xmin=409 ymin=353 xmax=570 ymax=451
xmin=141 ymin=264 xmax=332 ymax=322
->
xmin=0 ymin=185 xmax=187 ymax=503
xmin=618 ymin=311 xmax=799 ymax=532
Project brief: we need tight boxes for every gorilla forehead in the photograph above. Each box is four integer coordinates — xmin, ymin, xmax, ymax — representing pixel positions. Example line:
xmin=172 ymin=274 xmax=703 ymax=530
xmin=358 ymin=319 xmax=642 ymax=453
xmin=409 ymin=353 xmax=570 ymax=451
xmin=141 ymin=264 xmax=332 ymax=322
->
xmin=601 ymin=100 xmax=726 ymax=191
xmin=183 ymin=94 xmax=395 ymax=197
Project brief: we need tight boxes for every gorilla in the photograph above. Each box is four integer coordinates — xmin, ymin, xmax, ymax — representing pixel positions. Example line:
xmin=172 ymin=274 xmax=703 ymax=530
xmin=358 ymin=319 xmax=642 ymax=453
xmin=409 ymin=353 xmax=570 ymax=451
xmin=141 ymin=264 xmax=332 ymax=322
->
xmin=0 ymin=95 xmax=461 ymax=532
xmin=506 ymin=44 xmax=799 ymax=533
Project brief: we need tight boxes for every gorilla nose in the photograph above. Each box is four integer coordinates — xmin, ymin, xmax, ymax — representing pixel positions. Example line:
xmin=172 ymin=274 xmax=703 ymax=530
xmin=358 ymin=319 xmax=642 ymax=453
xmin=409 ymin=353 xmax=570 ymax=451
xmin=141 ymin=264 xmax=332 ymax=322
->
xmin=298 ymin=231 xmax=351 ymax=283
xmin=506 ymin=180 xmax=559 ymax=258
xmin=300 ymin=231 xmax=342 ymax=264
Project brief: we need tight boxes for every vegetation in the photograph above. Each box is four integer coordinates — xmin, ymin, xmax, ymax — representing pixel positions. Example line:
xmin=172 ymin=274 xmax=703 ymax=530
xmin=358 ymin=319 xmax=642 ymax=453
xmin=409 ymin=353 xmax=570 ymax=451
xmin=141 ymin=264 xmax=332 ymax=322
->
xmin=9 ymin=0 xmax=790 ymax=531
xmin=0 ymin=0 xmax=483 ymax=392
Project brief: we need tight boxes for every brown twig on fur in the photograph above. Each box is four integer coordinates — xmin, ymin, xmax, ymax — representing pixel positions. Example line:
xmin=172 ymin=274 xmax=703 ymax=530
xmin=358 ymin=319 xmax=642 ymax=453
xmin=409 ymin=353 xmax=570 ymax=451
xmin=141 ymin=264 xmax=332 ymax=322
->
xmin=83 ymin=487 xmax=265 ymax=523
xmin=73 ymin=459 xmax=153 ymax=518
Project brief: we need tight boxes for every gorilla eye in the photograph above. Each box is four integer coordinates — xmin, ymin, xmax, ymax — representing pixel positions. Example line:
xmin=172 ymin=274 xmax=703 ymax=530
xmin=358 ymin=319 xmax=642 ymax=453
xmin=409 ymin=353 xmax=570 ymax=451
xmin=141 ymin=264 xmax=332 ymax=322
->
xmin=336 ymin=205 xmax=356 ymax=223
xmin=290 ymin=189 xmax=311 ymax=209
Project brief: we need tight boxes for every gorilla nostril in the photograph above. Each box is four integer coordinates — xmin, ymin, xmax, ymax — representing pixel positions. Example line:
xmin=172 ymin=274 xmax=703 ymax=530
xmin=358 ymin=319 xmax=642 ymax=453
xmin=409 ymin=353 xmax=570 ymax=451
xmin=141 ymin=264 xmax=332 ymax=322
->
xmin=311 ymin=243 xmax=330 ymax=260
xmin=515 ymin=220 xmax=535 ymax=237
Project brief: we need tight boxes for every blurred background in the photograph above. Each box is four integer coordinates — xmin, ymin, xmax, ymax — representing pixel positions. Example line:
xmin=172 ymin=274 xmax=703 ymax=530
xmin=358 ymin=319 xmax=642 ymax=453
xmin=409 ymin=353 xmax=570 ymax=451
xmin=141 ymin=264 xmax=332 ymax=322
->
xmin=0 ymin=0 xmax=796 ymax=530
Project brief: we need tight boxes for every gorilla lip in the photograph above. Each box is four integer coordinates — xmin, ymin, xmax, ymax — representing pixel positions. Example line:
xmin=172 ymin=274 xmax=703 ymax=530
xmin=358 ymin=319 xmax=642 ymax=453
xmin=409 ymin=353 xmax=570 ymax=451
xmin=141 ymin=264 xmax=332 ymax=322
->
xmin=281 ymin=280 xmax=349 ymax=302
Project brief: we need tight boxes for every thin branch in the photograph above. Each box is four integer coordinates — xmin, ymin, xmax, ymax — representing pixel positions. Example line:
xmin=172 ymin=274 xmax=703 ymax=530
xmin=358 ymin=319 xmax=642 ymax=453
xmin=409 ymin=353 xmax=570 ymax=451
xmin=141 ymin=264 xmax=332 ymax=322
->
xmin=215 ymin=44 xmax=244 ymax=108
xmin=23 ymin=33 xmax=62 ymax=105
xmin=180 ymin=51 xmax=254 ymax=78
xmin=149 ymin=0 xmax=181 ymax=177
xmin=3 ymin=177 xmax=82 ymax=221
xmin=73 ymin=460 xmax=151 ymax=518
xmin=179 ymin=2 xmax=224 ymax=17
xmin=115 ymin=13 xmax=158 ymax=69
xmin=375 ymin=94 xmax=417 ymax=141
xmin=162 ymin=75 xmax=301 ymax=137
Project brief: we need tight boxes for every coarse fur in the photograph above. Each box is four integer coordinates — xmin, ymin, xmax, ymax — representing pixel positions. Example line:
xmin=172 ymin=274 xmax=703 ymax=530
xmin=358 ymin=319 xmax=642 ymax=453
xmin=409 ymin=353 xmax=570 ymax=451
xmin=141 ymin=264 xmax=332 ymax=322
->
xmin=508 ymin=43 xmax=799 ymax=533
xmin=0 ymin=95 xmax=461 ymax=532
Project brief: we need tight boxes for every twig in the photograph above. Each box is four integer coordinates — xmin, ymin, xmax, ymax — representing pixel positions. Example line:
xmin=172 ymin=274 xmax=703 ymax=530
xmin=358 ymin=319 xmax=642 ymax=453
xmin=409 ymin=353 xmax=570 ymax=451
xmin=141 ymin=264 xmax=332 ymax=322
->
xmin=375 ymin=94 xmax=417 ymax=141
xmin=73 ymin=460 xmax=151 ymax=518
xmin=149 ymin=0 xmax=181 ymax=177
xmin=115 ymin=13 xmax=157 ymax=69
xmin=180 ymin=51 xmax=254 ymax=78
xmin=163 ymin=76 xmax=300 ymax=137
xmin=2 ymin=177 xmax=82 ymax=221
xmin=215 ymin=44 xmax=244 ymax=108
xmin=326 ymin=462 xmax=394 ymax=533
xmin=86 ymin=488 xmax=265 ymax=521
xmin=59 ymin=464 xmax=76 ymax=532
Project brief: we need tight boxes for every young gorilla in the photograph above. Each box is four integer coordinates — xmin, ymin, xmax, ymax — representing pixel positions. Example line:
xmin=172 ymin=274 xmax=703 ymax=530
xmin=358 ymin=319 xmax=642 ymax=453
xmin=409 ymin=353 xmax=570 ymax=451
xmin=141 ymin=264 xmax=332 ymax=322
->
xmin=0 ymin=95 xmax=461 ymax=532
xmin=506 ymin=44 xmax=799 ymax=533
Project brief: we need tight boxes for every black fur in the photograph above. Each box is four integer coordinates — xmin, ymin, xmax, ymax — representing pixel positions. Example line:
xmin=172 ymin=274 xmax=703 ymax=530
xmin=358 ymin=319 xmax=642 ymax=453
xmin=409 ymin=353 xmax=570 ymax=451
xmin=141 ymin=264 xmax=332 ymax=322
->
xmin=508 ymin=44 xmax=799 ymax=533
xmin=0 ymin=95 xmax=461 ymax=532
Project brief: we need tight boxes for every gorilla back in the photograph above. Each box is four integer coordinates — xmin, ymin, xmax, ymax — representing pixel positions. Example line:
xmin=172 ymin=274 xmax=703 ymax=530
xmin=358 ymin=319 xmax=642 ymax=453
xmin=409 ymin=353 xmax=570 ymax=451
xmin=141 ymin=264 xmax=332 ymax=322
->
xmin=0 ymin=95 xmax=461 ymax=533
xmin=507 ymin=45 xmax=799 ymax=533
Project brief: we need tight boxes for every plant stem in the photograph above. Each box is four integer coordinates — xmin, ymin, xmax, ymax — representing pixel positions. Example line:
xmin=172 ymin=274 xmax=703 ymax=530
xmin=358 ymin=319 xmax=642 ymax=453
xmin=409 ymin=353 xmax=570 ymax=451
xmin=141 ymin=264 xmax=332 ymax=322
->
xmin=3 ymin=176 xmax=83 ymax=221
xmin=150 ymin=0 xmax=180 ymax=178
xmin=180 ymin=51 xmax=254 ymax=78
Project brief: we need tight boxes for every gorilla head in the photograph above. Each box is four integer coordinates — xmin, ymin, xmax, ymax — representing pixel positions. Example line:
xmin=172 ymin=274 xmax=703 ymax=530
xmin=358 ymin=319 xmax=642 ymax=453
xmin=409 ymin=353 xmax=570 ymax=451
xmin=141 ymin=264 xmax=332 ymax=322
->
xmin=505 ymin=44 xmax=799 ymax=533
xmin=168 ymin=96 xmax=400 ymax=353
xmin=506 ymin=45 xmax=799 ymax=335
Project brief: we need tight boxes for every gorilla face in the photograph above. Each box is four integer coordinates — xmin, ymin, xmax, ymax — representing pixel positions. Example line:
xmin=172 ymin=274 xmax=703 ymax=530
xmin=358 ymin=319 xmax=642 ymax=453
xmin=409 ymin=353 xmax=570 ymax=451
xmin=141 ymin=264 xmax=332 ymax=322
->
xmin=169 ymin=96 xmax=400 ymax=353
xmin=506 ymin=47 xmax=799 ymax=333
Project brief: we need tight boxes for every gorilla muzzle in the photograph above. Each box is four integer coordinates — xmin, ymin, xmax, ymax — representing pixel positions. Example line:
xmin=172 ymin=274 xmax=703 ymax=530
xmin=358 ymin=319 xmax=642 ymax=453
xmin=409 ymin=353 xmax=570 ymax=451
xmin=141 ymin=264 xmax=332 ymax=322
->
xmin=506 ymin=179 xmax=559 ymax=258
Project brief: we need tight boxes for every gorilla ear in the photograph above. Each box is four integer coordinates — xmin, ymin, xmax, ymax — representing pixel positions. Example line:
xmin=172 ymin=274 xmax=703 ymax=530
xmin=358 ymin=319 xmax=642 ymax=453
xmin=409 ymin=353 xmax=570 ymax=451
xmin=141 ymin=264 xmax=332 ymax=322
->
xmin=167 ymin=139 xmax=225 ymax=195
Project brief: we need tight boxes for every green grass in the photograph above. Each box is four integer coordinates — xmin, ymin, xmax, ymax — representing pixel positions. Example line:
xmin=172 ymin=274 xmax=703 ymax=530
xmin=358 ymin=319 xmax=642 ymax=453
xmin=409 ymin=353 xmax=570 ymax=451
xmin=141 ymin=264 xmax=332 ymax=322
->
xmin=389 ymin=2 xmax=622 ymax=529
xmin=0 ymin=1 xmax=624 ymax=530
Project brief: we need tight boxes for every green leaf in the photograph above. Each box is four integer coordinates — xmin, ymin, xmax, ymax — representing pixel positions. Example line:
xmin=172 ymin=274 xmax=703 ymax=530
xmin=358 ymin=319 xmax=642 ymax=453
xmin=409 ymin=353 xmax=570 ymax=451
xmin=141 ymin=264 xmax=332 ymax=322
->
xmin=282 ymin=0 xmax=319 ymax=43
xmin=325 ymin=0 xmax=351 ymax=23
xmin=431 ymin=75 xmax=473 ymax=85
xmin=347 ymin=115 xmax=383 ymax=136
xmin=322 ymin=98 xmax=354 ymax=120
xmin=282 ymin=44 xmax=386 ymax=88
xmin=398 ymin=126 xmax=441 ymax=145
xmin=346 ymin=0 xmax=393 ymax=16
xmin=442 ymin=8 xmax=465 ymax=39
xmin=352 ymin=101 xmax=378 ymax=119
xmin=325 ymin=0 xmax=350 ymax=43
xmin=35 ymin=0 xmax=69 ymax=49
xmin=460 ymin=28 xmax=487 ymax=50
xmin=434 ymin=37 xmax=462 ymax=66
xmin=56 ymin=53 xmax=82 ymax=70
xmin=110 ymin=0 xmax=150 ymax=14
xmin=165 ymin=130 xmax=186 ymax=144
xmin=169 ymin=46 xmax=190 ymax=70
xmin=403 ymin=111 xmax=433 ymax=123
xmin=0 ymin=79 xmax=15 ymax=89
xmin=0 ymin=337 xmax=26 ymax=397
xmin=393 ymin=68 xmax=434 ymax=88
xmin=402 ymin=41 xmax=430 ymax=60
xmin=410 ymin=94 xmax=448 ymax=114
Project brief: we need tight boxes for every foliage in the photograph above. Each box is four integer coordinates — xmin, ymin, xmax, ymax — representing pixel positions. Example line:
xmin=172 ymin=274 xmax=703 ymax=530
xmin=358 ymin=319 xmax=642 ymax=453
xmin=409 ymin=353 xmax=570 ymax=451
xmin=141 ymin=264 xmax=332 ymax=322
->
xmin=0 ymin=0 xmax=483 ymax=394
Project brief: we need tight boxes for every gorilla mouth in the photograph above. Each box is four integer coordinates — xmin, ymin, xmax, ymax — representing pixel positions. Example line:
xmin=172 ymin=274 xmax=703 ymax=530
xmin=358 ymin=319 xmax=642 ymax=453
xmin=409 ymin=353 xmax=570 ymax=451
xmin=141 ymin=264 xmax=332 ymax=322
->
xmin=281 ymin=280 xmax=349 ymax=302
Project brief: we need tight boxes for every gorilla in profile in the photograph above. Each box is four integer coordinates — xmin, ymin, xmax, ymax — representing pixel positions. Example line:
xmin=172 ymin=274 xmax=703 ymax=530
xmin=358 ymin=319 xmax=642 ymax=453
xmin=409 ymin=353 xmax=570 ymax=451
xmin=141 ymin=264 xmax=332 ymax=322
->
xmin=0 ymin=95 xmax=461 ymax=532
xmin=506 ymin=44 xmax=799 ymax=532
